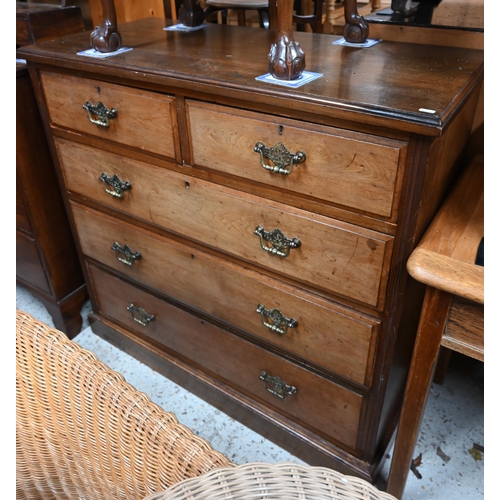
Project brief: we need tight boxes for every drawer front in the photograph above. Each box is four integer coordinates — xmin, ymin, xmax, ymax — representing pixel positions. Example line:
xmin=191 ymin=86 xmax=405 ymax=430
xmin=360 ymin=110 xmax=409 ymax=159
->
xmin=87 ymin=263 xmax=364 ymax=449
xmin=40 ymin=71 xmax=178 ymax=159
xmin=57 ymin=139 xmax=393 ymax=308
xmin=72 ymin=203 xmax=379 ymax=387
xmin=16 ymin=175 xmax=31 ymax=233
xmin=186 ymin=101 xmax=407 ymax=219
xmin=16 ymin=230 xmax=51 ymax=294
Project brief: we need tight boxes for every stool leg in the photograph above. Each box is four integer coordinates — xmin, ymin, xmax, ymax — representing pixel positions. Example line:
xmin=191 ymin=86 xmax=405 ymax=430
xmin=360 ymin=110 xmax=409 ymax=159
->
xmin=386 ymin=287 xmax=452 ymax=499
xmin=237 ymin=9 xmax=246 ymax=25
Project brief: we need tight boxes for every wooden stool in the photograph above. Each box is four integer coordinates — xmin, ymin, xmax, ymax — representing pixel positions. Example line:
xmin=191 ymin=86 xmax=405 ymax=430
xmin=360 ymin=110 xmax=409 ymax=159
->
xmin=386 ymin=155 xmax=484 ymax=499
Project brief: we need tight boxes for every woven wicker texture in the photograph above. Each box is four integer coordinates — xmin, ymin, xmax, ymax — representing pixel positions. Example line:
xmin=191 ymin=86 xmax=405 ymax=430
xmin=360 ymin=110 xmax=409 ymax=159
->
xmin=16 ymin=310 xmax=233 ymax=500
xmin=142 ymin=463 xmax=397 ymax=500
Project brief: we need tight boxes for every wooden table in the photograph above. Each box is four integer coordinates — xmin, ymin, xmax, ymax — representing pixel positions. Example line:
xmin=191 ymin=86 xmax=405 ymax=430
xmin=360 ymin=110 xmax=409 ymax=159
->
xmin=386 ymin=154 xmax=484 ymax=498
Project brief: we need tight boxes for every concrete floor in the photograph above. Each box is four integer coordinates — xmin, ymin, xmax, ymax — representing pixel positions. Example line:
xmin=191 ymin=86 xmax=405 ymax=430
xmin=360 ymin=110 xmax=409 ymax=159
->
xmin=16 ymin=284 xmax=484 ymax=499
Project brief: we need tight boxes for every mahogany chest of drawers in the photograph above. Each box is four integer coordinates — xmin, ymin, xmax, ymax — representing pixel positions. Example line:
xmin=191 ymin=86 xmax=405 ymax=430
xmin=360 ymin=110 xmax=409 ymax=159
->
xmin=18 ymin=19 xmax=483 ymax=482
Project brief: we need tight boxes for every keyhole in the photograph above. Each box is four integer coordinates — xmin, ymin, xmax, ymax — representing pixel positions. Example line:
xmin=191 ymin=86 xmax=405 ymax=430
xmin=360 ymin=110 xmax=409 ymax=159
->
xmin=97 ymin=86 xmax=101 ymax=94
xmin=279 ymin=125 xmax=284 ymax=135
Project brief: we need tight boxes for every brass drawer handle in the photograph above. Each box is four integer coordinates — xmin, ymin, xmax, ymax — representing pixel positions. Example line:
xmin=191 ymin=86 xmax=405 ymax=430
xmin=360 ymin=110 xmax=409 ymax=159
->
xmin=99 ymin=173 xmax=131 ymax=198
xmin=254 ymin=141 xmax=306 ymax=176
xmin=111 ymin=242 xmax=142 ymax=266
xmin=127 ymin=304 xmax=155 ymax=326
xmin=254 ymin=226 xmax=301 ymax=258
xmin=260 ymin=371 xmax=297 ymax=400
xmin=83 ymin=100 xmax=117 ymax=128
xmin=256 ymin=304 xmax=298 ymax=336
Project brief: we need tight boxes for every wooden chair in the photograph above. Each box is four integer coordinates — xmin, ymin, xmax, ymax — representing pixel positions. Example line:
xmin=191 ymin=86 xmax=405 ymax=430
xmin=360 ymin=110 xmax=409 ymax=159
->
xmin=386 ymin=155 xmax=484 ymax=499
xmin=204 ymin=0 xmax=270 ymax=28
xmin=203 ymin=0 xmax=324 ymax=32
xmin=16 ymin=310 xmax=233 ymax=500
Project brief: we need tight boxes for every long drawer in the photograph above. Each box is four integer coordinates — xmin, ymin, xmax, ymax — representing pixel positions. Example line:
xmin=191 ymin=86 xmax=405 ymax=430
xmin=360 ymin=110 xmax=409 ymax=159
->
xmin=87 ymin=263 xmax=364 ymax=450
xmin=57 ymin=138 xmax=394 ymax=308
xmin=40 ymin=71 xmax=178 ymax=159
xmin=72 ymin=202 xmax=380 ymax=387
xmin=186 ymin=100 xmax=407 ymax=219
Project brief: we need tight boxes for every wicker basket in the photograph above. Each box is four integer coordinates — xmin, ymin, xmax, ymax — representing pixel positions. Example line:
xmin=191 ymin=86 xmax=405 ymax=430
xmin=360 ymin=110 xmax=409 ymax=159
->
xmin=142 ymin=462 xmax=397 ymax=500
xmin=16 ymin=310 xmax=233 ymax=500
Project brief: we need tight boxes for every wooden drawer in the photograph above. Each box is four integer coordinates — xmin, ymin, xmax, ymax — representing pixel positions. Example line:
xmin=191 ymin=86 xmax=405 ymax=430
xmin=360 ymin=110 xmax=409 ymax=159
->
xmin=57 ymin=139 xmax=394 ymax=308
xmin=72 ymin=203 xmax=380 ymax=387
xmin=186 ymin=101 xmax=407 ymax=219
xmin=87 ymin=263 xmax=364 ymax=449
xmin=16 ymin=175 xmax=31 ymax=233
xmin=16 ymin=230 xmax=51 ymax=295
xmin=40 ymin=71 xmax=178 ymax=159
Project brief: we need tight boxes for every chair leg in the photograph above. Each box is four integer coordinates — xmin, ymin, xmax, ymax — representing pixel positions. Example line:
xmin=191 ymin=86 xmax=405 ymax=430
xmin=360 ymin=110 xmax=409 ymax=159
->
xmin=258 ymin=8 xmax=270 ymax=28
xmin=386 ymin=287 xmax=452 ymax=499
xmin=236 ymin=9 xmax=246 ymax=25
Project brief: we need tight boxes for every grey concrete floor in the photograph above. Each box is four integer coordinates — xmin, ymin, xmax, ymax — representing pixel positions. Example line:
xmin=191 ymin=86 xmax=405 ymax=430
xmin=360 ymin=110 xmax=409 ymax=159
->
xmin=16 ymin=284 xmax=484 ymax=499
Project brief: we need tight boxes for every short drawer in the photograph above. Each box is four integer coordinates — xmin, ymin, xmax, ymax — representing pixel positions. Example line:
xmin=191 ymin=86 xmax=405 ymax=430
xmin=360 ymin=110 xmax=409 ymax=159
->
xmin=72 ymin=203 xmax=380 ymax=387
xmin=87 ymin=263 xmax=364 ymax=450
xmin=40 ymin=71 xmax=178 ymax=159
xmin=57 ymin=139 xmax=393 ymax=308
xmin=186 ymin=100 xmax=407 ymax=219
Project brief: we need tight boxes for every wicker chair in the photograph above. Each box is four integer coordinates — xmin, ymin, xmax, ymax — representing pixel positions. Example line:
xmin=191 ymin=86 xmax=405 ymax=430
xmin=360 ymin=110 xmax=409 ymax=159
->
xmin=142 ymin=463 xmax=397 ymax=500
xmin=16 ymin=309 xmax=233 ymax=500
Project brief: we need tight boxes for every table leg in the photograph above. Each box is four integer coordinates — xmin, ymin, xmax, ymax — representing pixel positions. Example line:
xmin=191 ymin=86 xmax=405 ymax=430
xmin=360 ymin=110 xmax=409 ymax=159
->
xmin=386 ymin=286 xmax=452 ymax=499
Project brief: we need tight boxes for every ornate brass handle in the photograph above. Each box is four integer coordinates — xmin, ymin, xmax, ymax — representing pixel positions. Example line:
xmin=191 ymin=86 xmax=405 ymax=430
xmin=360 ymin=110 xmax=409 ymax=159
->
xmin=99 ymin=173 xmax=131 ymax=198
xmin=259 ymin=371 xmax=297 ymax=400
xmin=254 ymin=142 xmax=306 ymax=175
xmin=256 ymin=304 xmax=298 ymax=336
xmin=126 ymin=304 xmax=155 ymax=326
xmin=254 ymin=226 xmax=301 ymax=258
xmin=83 ymin=100 xmax=117 ymax=128
xmin=111 ymin=242 xmax=142 ymax=266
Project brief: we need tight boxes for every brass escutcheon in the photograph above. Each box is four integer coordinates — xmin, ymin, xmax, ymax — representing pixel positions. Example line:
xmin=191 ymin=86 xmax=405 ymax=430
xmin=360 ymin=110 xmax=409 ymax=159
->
xmin=254 ymin=141 xmax=306 ymax=175
xmin=111 ymin=242 xmax=142 ymax=266
xmin=254 ymin=226 xmax=301 ymax=258
xmin=259 ymin=371 xmax=297 ymax=400
xmin=256 ymin=304 xmax=298 ymax=336
xmin=126 ymin=304 xmax=155 ymax=326
xmin=99 ymin=173 xmax=131 ymax=198
xmin=83 ymin=100 xmax=117 ymax=128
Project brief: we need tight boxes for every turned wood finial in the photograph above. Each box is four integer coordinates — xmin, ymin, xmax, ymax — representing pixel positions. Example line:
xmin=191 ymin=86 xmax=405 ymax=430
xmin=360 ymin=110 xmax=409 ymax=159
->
xmin=268 ymin=0 xmax=306 ymax=80
xmin=178 ymin=0 xmax=205 ymax=27
xmin=343 ymin=0 xmax=369 ymax=43
xmin=91 ymin=0 xmax=122 ymax=53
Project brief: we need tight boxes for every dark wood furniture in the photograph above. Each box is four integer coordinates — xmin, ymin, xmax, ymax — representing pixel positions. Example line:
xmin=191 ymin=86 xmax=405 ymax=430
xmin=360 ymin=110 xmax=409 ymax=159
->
xmin=16 ymin=2 xmax=88 ymax=338
xmin=18 ymin=19 xmax=483 ymax=483
xmin=386 ymin=154 xmax=484 ymax=498
xmin=365 ymin=0 xmax=484 ymax=50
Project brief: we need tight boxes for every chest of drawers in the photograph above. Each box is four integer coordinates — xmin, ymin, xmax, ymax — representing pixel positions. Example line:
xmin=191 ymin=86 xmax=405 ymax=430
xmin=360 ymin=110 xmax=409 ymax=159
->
xmin=18 ymin=19 xmax=483 ymax=482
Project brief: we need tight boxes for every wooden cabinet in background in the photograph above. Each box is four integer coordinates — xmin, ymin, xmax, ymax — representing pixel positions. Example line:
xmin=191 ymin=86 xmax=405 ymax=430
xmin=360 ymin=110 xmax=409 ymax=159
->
xmin=16 ymin=3 xmax=87 ymax=337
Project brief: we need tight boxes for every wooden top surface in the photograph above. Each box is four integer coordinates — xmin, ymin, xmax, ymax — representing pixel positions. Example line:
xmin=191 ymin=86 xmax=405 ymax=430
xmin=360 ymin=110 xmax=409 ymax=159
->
xmin=17 ymin=18 xmax=484 ymax=136
xmin=407 ymin=155 xmax=484 ymax=303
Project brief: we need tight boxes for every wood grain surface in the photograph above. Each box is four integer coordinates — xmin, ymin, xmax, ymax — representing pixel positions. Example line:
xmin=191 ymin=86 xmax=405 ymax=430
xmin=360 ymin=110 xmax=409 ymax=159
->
xmin=18 ymin=18 xmax=484 ymax=136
